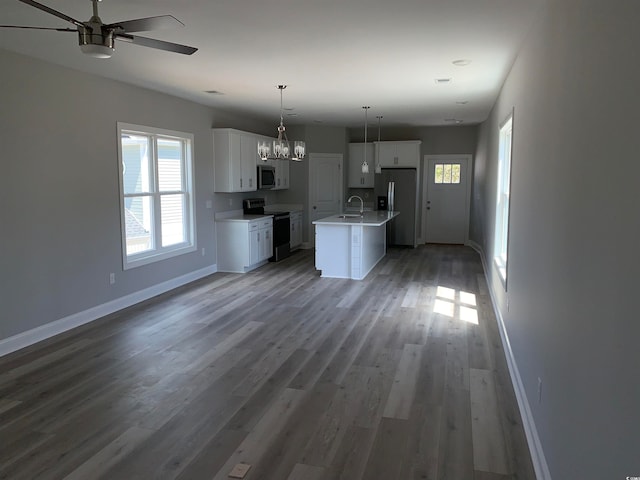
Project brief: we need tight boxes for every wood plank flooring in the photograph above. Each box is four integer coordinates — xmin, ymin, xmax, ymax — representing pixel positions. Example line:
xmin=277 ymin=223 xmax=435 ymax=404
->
xmin=0 ymin=245 xmax=536 ymax=480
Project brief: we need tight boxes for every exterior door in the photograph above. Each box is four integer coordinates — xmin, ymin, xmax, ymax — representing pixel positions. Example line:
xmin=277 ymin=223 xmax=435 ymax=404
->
xmin=309 ymin=153 xmax=343 ymax=247
xmin=424 ymin=155 xmax=471 ymax=244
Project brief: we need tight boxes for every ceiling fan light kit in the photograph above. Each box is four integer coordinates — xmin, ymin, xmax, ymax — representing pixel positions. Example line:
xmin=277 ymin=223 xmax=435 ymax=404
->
xmin=3 ymin=0 xmax=197 ymax=58
xmin=78 ymin=21 xmax=115 ymax=58
xmin=259 ymin=85 xmax=306 ymax=162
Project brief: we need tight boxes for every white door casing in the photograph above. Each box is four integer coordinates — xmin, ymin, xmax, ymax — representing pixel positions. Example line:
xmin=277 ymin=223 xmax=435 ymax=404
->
xmin=308 ymin=153 xmax=343 ymax=248
xmin=423 ymin=154 xmax=472 ymax=244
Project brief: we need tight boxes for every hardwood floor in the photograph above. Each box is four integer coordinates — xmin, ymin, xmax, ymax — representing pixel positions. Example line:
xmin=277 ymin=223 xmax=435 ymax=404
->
xmin=0 ymin=245 xmax=536 ymax=480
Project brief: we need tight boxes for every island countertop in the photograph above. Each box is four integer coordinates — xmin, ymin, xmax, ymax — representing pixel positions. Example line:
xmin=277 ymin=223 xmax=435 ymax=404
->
xmin=313 ymin=210 xmax=399 ymax=227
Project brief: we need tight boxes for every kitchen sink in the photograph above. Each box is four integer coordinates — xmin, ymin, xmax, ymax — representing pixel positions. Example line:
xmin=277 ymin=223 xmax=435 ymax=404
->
xmin=337 ymin=214 xmax=362 ymax=219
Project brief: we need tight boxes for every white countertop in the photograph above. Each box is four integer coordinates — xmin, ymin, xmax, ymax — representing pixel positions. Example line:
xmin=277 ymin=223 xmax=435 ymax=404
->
xmin=215 ymin=213 xmax=273 ymax=222
xmin=313 ymin=210 xmax=399 ymax=227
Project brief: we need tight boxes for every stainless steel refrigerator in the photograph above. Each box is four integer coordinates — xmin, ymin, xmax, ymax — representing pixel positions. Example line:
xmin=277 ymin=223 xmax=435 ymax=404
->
xmin=374 ymin=168 xmax=417 ymax=247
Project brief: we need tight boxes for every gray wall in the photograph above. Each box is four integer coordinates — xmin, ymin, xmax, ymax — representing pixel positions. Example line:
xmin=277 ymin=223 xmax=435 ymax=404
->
xmin=0 ymin=49 xmax=269 ymax=341
xmin=470 ymin=1 xmax=640 ymax=478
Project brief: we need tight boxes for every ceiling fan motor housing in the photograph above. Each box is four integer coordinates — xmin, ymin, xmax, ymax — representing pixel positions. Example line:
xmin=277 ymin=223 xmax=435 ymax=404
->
xmin=77 ymin=18 xmax=114 ymax=57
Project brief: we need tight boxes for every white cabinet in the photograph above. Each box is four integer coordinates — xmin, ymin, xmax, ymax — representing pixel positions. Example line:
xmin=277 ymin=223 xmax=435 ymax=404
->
xmin=213 ymin=128 xmax=259 ymax=193
xmin=216 ymin=217 xmax=273 ymax=273
xmin=290 ymin=211 xmax=303 ymax=250
xmin=249 ymin=219 xmax=273 ymax=265
xmin=375 ymin=140 xmax=421 ymax=168
xmin=273 ymin=159 xmax=290 ymax=190
xmin=348 ymin=143 xmax=375 ymax=188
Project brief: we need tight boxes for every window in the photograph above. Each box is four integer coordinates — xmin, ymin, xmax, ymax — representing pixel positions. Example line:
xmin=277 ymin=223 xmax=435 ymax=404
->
xmin=117 ymin=123 xmax=195 ymax=269
xmin=494 ymin=113 xmax=513 ymax=286
xmin=434 ymin=163 xmax=461 ymax=184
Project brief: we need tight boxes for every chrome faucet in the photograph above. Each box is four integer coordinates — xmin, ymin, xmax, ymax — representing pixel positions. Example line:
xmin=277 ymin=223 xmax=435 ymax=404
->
xmin=347 ymin=195 xmax=364 ymax=216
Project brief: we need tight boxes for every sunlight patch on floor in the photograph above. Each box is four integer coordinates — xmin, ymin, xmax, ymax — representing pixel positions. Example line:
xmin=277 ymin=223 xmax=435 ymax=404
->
xmin=434 ymin=286 xmax=478 ymax=324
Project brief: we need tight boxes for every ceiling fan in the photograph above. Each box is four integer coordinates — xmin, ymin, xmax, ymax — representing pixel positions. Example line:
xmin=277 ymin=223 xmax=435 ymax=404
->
xmin=0 ymin=0 xmax=198 ymax=58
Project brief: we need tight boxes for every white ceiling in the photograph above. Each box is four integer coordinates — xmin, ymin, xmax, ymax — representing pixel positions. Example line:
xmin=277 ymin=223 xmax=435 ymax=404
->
xmin=0 ymin=0 xmax=542 ymax=127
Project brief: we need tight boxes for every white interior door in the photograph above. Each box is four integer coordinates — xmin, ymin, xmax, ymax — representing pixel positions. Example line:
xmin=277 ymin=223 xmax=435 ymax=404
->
xmin=309 ymin=153 xmax=343 ymax=247
xmin=424 ymin=155 xmax=471 ymax=244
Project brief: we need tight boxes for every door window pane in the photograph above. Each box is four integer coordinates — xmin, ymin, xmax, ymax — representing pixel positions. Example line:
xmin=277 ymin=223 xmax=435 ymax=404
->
xmin=443 ymin=164 xmax=452 ymax=183
xmin=434 ymin=163 xmax=461 ymax=184
xmin=435 ymin=164 xmax=444 ymax=183
xmin=452 ymin=164 xmax=461 ymax=183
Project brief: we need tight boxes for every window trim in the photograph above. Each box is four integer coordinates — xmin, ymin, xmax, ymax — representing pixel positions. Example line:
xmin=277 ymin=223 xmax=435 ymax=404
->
xmin=493 ymin=111 xmax=514 ymax=290
xmin=117 ymin=122 xmax=196 ymax=270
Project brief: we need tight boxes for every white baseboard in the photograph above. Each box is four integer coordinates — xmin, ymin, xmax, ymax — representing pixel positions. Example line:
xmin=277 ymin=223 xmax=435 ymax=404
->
xmin=0 ymin=264 xmax=218 ymax=358
xmin=469 ymin=242 xmax=552 ymax=480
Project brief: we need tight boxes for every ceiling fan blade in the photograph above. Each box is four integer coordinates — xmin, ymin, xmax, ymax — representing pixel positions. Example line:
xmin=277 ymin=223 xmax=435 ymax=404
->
xmin=106 ymin=15 xmax=183 ymax=33
xmin=116 ymin=33 xmax=197 ymax=55
xmin=0 ymin=25 xmax=75 ymax=31
xmin=18 ymin=0 xmax=83 ymax=28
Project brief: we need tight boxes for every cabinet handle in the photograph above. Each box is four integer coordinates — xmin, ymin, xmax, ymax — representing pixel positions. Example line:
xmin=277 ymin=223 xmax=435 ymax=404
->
xmin=394 ymin=156 xmax=399 ymax=164
xmin=240 ymin=178 xmax=243 ymax=187
xmin=257 ymin=232 xmax=260 ymax=241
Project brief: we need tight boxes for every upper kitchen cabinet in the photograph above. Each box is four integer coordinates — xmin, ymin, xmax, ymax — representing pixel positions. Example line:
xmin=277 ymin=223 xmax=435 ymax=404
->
xmin=348 ymin=143 xmax=375 ymax=188
xmin=375 ymin=140 xmax=421 ymax=168
xmin=213 ymin=128 xmax=259 ymax=193
xmin=273 ymin=159 xmax=290 ymax=190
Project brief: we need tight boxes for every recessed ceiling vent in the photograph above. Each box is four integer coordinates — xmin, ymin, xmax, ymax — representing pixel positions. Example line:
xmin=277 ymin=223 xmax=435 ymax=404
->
xmin=205 ymin=90 xmax=223 ymax=95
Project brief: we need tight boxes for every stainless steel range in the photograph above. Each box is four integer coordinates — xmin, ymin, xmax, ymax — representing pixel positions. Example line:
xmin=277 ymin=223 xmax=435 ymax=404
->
xmin=243 ymin=198 xmax=291 ymax=262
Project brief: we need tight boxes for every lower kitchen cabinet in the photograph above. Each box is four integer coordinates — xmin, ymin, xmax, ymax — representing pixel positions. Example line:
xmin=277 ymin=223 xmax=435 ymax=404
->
xmin=216 ymin=217 xmax=273 ymax=273
xmin=290 ymin=211 xmax=303 ymax=250
xmin=249 ymin=220 xmax=273 ymax=265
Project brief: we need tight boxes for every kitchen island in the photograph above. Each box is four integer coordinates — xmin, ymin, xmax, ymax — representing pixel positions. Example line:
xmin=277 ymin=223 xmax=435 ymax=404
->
xmin=313 ymin=211 xmax=399 ymax=280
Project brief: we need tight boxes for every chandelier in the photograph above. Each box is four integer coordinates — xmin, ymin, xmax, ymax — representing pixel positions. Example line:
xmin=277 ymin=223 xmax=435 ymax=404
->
xmin=361 ymin=106 xmax=370 ymax=173
xmin=258 ymin=85 xmax=306 ymax=161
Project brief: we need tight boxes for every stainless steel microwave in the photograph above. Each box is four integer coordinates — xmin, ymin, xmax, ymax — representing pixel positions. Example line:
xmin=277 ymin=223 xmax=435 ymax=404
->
xmin=257 ymin=164 xmax=276 ymax=189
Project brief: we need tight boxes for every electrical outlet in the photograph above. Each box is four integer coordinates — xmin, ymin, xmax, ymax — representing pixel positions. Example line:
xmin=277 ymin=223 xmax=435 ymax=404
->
xmin=537 ymin=377 xmax=543 ymax=404
xmin=109 ymin=273 xmax=115 ymax=285
xmin=205 ymin=200 xmax=212 ymax=209
xmin=201 ymin=248 xmax=205 ymax=256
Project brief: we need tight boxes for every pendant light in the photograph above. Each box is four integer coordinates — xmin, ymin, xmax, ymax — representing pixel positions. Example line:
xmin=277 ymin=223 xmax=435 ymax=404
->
xmin=361 ymin=106 xmax=370 ymax=174
xmin=258 ymin=85 xmax=306 ymax=161
xmin=375 ymin=115 xmax=383 ymax=174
